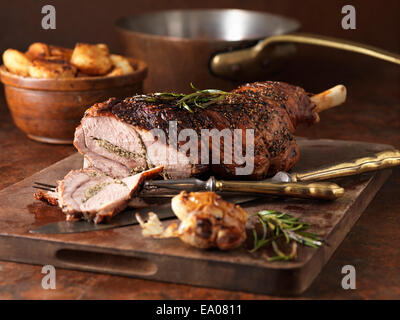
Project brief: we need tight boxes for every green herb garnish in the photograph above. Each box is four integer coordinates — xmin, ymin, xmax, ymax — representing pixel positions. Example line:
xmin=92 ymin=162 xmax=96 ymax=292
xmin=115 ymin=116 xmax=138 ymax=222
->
xmin=92 ymin=137 xmax=144 ymax=160
xmin=137 ymin=83 xmax=235 ymax=113
xmin=250 ymin=210 xmax=323 ymax=261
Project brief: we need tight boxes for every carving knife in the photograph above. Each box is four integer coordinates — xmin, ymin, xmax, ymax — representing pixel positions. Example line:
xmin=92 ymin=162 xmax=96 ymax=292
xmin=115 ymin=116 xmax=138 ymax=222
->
xmin=29 ymin=195 xmax=259 ymax=234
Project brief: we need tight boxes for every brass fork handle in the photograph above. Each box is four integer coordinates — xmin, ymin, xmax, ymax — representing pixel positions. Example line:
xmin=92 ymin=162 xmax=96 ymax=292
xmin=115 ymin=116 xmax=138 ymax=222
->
xmin=211 ymin=32 xmax=400 ymax=79
xmin=293 ymin=149 xmax=400 ymax=182
xmin=215 ymin=180 xmax=344 ymax=201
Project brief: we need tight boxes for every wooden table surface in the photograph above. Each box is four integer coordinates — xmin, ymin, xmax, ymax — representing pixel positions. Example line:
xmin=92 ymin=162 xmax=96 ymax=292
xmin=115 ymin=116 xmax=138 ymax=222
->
xmin=0 ymin=51 xmax=399 ymax=299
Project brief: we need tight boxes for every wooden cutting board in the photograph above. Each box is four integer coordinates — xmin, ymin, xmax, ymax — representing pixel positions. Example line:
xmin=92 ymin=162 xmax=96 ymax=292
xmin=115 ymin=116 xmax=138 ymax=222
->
xmin=0 ymin=138 xmax=393 ymax=296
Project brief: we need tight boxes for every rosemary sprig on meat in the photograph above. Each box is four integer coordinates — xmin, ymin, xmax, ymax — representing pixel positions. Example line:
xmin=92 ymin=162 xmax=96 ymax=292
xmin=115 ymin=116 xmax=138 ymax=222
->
xmin=250 ymin=210 xmax=323 ymax=261
xmin=137 ymin=83 xmax=235 ymax=113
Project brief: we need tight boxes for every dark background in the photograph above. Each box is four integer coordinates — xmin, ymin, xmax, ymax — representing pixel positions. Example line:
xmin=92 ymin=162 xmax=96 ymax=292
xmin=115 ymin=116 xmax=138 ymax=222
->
xmin=1 ymin=0 xmax=399 ymax=53
xmin=1 ymin=0 xmax=399 ymax=94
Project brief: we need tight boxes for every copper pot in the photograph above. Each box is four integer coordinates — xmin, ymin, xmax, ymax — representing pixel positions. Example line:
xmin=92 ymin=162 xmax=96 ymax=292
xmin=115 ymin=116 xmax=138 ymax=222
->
xmin=115 ymin=9 xmax=400 ymax=93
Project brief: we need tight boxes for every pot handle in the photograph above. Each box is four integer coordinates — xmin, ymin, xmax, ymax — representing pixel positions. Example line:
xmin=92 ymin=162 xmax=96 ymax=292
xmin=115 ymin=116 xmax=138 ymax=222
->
xmin=210 ymin=32 xmax=400 ymax=80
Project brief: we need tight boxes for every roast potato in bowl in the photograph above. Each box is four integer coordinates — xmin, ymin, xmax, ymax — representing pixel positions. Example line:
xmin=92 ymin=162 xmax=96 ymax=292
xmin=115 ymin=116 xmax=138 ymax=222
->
xmin=0 ymin=42 xmax=147 ymax=144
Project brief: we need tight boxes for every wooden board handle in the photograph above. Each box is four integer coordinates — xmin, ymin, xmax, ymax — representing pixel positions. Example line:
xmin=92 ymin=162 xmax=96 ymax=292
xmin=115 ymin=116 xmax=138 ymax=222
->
xmin=55 ymin=249 xmax=158 ymax=276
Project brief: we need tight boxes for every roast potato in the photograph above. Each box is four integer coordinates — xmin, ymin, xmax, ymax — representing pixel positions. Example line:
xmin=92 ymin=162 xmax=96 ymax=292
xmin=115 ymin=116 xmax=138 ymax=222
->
xmin=70 ymin=43 xmax=112 ymax=75
xmin=3 ymin=42 xmax=132 ymax=79
xmin=105 ymin=67 xmax=124 ymax=77
xmin=110 ymin=54 xmax=134 ymax=74
xmin=26 ymin=43 xmax=73 ymax=61
xmin=49 ymin=45 xmax=73 ymax=61
xmin=29 ymin=58 xmax=77 ymax=79
xmin=2 ymin=49 xmax=32 ymax=76
xmin=25 ymin=42 xmax=51 ymax=60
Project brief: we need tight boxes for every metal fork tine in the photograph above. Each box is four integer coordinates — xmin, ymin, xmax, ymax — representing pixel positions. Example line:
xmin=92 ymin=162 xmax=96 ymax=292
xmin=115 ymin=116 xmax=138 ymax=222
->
xmin=34 ymin=182 xmax=57 ymax=188
xmin=32 ymin=186 xmax=56 ymax=192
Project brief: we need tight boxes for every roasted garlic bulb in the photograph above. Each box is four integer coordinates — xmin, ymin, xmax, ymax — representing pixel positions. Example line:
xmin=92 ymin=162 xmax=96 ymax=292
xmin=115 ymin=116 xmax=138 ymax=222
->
xmin=137 ymin=191 xmax=248 ymax=251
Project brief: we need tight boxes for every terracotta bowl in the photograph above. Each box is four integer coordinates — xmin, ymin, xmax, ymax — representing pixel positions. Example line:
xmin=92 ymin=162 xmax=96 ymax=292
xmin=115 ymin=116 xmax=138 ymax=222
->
xmin=0 ymin=58 xmax=147 ymax=144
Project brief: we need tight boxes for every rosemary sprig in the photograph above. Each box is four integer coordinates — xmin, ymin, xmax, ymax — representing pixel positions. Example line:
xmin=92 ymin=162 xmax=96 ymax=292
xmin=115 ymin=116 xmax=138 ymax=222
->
xmin=137 ymin=83 xmax=235 ymax=113
xmin=250 ymin=210 xmax=323 ymax=261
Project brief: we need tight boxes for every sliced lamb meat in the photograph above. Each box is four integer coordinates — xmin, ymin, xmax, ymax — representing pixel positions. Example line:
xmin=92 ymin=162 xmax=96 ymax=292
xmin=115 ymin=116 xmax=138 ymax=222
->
xmin=74 ymin=99 xmax=207 ymax=179
xmin=34 ymin=184 xmax=153 ymax=210
xmin=57 ymin=166 xmax=162 ymax=223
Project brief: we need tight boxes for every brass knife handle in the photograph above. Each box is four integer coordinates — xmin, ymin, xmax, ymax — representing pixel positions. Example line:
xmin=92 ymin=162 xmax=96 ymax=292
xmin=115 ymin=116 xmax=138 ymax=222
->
xmin=293 ymin=149 xmax=400 ymax=182
xmin=215 ymin=180 xmax=344 ymax=200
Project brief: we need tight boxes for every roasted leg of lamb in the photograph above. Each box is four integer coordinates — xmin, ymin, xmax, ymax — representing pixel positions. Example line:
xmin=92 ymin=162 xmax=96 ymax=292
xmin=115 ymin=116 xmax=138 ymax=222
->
xmin=74 ymin=81 xmax=346 ymax=180
xmin=35 ymin=81 xmax=346 ymax=224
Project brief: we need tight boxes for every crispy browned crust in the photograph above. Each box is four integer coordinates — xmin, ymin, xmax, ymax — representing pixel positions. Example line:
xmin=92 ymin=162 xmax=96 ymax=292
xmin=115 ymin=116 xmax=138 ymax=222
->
xmin=83 ymin=97 xmax=120 ymax=117
xmin=34 ymin=190 xmax=58 ymax=206
xmin=81 ymin=82 xmax=317 ymax=130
